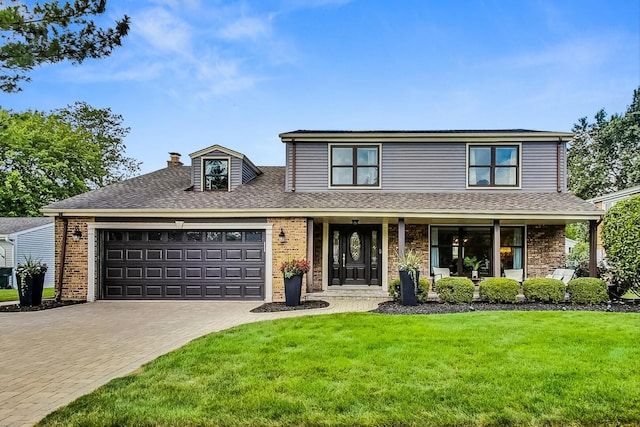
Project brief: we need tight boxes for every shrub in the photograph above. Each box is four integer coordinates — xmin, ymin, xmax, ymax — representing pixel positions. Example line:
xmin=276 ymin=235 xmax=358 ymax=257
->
xmin=389 ymin=278 xmax=430 ymax=303
xmin=434 ymin=277 xmax=474 ymax=304
xmin=601 ymin=196 xmax=640 ymax=294
xmin=522 ymin=278 xmax=566 ymax=303
xmin=479 ymin=278 xmax=519 ymax=303
xmin=567 ymin=278 xmax=608 ymax=304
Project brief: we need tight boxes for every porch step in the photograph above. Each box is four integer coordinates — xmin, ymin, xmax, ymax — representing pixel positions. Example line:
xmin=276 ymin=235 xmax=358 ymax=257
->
xmin=305 ymin=285 xmax=392 ymax=301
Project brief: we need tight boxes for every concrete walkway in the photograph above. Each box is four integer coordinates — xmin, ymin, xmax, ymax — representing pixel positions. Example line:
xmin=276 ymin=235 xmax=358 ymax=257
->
xmin=0 ymin=299 xmax=380 ymax=427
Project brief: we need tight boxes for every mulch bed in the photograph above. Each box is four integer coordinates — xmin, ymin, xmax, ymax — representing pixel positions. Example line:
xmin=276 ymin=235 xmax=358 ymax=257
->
xmin=372 ymin=300 xmax=640 ymax=315
xmin=0 ymin=299 xmax=86 ymax=312
xmin=251 ymin=300 xmax=330 ymax=313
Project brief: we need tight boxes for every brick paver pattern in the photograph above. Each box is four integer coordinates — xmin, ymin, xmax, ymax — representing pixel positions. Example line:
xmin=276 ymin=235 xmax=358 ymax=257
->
xmin=0 ymin=299 xmax=379 ymax=427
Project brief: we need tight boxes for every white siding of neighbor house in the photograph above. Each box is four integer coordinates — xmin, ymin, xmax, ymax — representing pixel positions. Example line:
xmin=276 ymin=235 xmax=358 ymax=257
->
xmin=14 ymin=224 xmax=55 ymax=288
xmin=287 ymin=141 xmax=567 ymax=193
xmin=0 ymin=241 xmax=13 ymax=268
xmin=191 ymin=150 xmax=244 ymax=191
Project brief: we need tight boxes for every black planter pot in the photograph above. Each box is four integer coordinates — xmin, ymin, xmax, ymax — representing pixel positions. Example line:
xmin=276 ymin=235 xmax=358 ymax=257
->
xmin=284 ymin=275 xmax=303 ymax=306
xmin=17 ymin=273 xmax=45 ymax=306
xmin=399 ymin=270 xmax=418 ymax=306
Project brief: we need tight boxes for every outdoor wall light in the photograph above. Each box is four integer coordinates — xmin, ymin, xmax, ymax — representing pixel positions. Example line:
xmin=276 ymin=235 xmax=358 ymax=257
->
xmin=278 ymin=228 xmax=286 ymax=244
xmin=72 ymin=225 xmax=82 ymax=242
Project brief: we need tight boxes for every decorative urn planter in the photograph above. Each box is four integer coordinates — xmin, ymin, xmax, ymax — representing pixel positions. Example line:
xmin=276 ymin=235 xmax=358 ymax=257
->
xmin=17 ymin=273 xmax=45 ymax=306
xmin=280 ymin=258 xmax=310 ymax=307
xmin=399 ymin=270 xmax=418 ymax=306
xmin=284 ymin=275 xmax=303 ymax=307
xmin=16 ymin=256 xmax=48 ymax=307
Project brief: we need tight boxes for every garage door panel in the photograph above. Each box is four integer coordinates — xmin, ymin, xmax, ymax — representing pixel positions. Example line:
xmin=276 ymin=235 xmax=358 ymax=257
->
xmin=206 ymin=249 xmax=222 ymax=260
xmin=225 ymin=249 xmax=242 ymax=261
xmin=186 ymin=249 xmax=202 ymax=260
xmin=126 ymin=285 xmax=143 ymax=297
xmin=146 ymin=249 xmax=163 ymax=260
xmin=126 ymin=250 xmax=143 ymax=260
xmin=146 ymin=267 xmax=162 ymax=278
xmin=103 ymin=229 xmax=265 ymax=300
xmin=206 ymin=267 xmax=221 ymax=278
xmin=106 ymin=268 xmax=123 ymax=279
xmin=165 ymin=285 xmax=182 ymax=296
xmin=166 ymin=249 xmax=182 ymax=260
xmin=126 ymin=268 xmax=143 ymax=278
xmin=146 ymin=285 xmax=162 ymax=296
xmin=225 ymin=267 xmax=242 ymax=278
xmin=107 ymin=250 xmax=123 ymax=261
xmin=165 ymin=267 xmax=182 ymax=278
xmin=186 ymin=267 xmax=202 ymax=278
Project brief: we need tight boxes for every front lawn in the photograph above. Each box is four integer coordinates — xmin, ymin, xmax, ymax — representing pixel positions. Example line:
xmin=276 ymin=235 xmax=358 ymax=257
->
xmin=0 ymin=287 xmax=55 ymax=302
xmin=39 ymin=312 xmax=640 ymax=426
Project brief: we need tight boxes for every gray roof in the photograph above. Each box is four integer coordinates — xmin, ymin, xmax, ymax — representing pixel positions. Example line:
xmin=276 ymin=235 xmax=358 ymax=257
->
xmin=0 ymin=217 xmax=54 ymax=235
xmin=42 ymin=166 xmax=602 ymax=218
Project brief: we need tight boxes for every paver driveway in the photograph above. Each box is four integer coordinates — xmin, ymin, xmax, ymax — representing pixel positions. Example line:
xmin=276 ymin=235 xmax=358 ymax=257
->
xmin=0 ymin=299 xmax=379 ymax=427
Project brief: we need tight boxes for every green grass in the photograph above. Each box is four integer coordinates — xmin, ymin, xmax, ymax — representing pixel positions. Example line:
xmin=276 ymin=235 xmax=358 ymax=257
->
xmin=0 ymin=287 xmax=55 ymax=302
xmin=39 ymin=312 xmax=640 ymax=426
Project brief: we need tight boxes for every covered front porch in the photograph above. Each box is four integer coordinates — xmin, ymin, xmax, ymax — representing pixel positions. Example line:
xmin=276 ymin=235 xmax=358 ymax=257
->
xmin=302 ymin=216 xmax=600 ymax=298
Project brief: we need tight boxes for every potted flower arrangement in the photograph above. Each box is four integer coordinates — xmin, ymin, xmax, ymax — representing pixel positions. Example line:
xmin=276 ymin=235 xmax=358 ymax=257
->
xmin=280 ymin=258 xmax=310 ymax=306
xmin=398 ymin=249 xmax=422 ymax=306
xmin=16 ymin=256 xmax=48 ymax=307
xmin=464 ymin=256 xmax=481 ymax=279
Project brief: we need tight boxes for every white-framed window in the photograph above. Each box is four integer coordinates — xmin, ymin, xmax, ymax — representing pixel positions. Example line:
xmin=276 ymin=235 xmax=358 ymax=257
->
xmin=202 ymin=158 xmax=230 ymax=191
xmin=329 ymin=144 xmax=381 ymax=188
xmin=467 ymin=144 xmax=520 ymax=188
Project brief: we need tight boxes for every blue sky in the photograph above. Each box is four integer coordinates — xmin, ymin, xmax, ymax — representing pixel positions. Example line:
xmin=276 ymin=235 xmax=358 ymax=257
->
xmin=1 ymin=0 xmax=638 ymax=174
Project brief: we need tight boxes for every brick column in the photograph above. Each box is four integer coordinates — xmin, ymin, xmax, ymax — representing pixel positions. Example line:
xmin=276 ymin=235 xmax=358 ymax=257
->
xmin=268 ymin=217 xmax=308 ymax=302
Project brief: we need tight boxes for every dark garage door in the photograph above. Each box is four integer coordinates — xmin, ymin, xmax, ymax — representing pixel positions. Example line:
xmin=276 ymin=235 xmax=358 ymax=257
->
xmin=102 ymin=229 xmax=265 ymax=300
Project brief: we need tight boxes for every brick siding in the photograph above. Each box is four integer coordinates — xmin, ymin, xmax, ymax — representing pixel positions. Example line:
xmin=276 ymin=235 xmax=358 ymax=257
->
xmin=268 ymin=217 xmax=308 ymax=302
xmin=526 ymin=225 xmax=565 ymax=278
xmin=54 ymin=217 xmax=93 ymax=301
xmin=388 ymin=223 xmax=430 ymax=283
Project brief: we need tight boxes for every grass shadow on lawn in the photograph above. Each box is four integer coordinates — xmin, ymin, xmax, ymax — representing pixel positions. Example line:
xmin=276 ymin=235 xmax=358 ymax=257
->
xmin=38 ymin=311 xmax=640 ymax=427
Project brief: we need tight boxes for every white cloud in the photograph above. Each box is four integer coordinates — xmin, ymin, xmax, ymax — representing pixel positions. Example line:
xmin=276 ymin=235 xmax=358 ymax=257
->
xmin=134 ymin=7 xmax=192 ymax=53
xmin=217 ymin=16 xmax=272 ymax=40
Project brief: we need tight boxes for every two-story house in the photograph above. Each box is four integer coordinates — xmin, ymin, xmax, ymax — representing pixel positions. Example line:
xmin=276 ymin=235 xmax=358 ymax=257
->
xmin=42 ymin=130 xmax=603 ymax=302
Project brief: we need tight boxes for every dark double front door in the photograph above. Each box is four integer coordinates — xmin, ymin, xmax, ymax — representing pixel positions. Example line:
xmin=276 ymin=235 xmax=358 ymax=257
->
xmin=329 ymin=225 xmax=381 ymax=286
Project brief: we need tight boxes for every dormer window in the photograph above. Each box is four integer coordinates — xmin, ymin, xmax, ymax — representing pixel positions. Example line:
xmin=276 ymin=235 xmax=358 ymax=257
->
xmin=203 ymin=159 xmax=229 ymax=191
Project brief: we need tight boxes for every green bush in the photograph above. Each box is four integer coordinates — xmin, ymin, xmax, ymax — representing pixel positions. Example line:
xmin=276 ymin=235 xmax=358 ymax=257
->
xmin=601 ymin=196 xmax=640 ymax=294
xmin=434 ymin=277 xmax=474 ymax=304
xmin=567 ymin=278 xmax=608 ymax=304
xmin=522 ymin=278 xmax=566 ymax=303
xmin=389 ymin=278 xmax=430 ymax=303
xmin=479 ymin=278 xmax=519 ymax=303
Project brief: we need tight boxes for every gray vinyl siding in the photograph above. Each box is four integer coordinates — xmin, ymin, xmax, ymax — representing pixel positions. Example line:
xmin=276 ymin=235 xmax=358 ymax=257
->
xmin=287 ymin=142 xmax=329 ymax=191
xmin=289 ymin=141 xmax=566 ymax=193
xmin=14 ymin=225 xmax=55 ymax=288
xmin=191 ymin=150 xmax=243 ymax=191
xmin=242 ymin=161 xmax=258 ymax=184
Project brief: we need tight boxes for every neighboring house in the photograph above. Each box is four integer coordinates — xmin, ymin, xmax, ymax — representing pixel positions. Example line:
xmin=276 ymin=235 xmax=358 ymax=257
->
xmin=0 ymin=217 xmax=55 ymax=288
xmin=41 ymin=130 xmax=603 ymax=302
xmin=588 ymin=185 xmax=640 ymax=261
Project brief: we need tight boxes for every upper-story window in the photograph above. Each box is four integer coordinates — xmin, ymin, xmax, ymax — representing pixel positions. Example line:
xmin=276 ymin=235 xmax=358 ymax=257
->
xmin=330 ymin=145 xmax=380 ymax=187
xmin=203 ymin=159 xmax=229 ymax=191
xmin=468 ymin=145 xmax=519 ymax=187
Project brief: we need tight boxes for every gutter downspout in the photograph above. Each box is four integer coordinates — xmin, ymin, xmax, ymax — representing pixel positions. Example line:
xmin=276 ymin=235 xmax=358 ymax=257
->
xmin=56 ymin=215 xmax=68 ymax=302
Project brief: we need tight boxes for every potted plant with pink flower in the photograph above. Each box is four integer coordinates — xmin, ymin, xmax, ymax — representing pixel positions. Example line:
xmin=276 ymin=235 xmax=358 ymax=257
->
xmin=280 ymin=258 xmax=310 ymax=306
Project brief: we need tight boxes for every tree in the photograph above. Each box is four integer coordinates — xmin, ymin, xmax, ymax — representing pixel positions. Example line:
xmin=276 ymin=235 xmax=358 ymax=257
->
xmin=54 ymin=101 xmax=140 ymax=187
xmin=568 ymin=87 xmax=640 ymax=199
xmin=0 ymin=105 xmax=139 ymax=216
xmin=601 ymin=196 xmax=640 ymax=294
xmin=0 ymin=0 xmax=130 ymax=92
